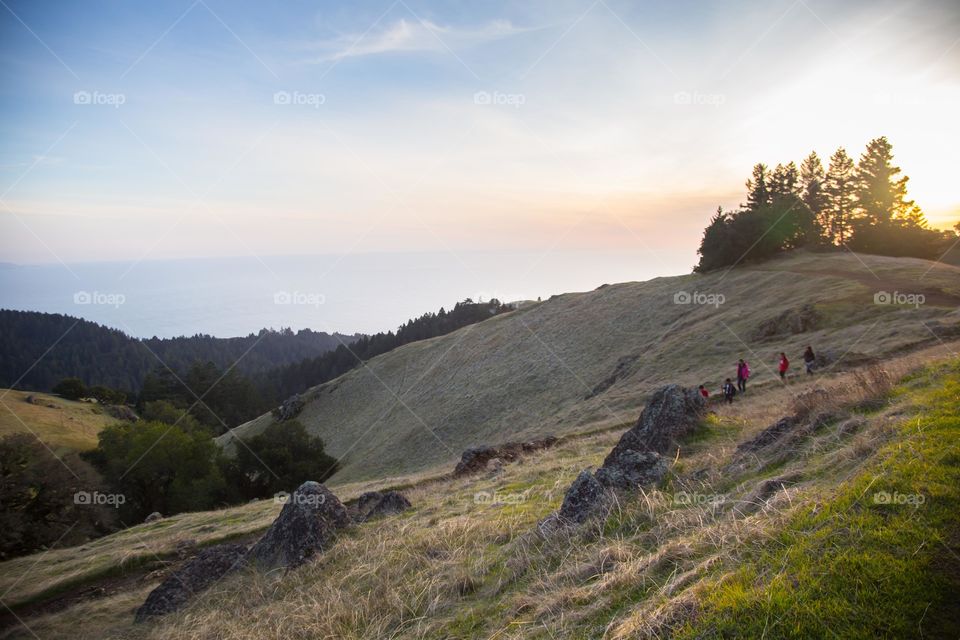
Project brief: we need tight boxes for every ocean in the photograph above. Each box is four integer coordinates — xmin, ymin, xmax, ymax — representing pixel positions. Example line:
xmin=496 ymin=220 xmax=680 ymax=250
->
xmin=0 ymin=250 xmax=690 ymax=338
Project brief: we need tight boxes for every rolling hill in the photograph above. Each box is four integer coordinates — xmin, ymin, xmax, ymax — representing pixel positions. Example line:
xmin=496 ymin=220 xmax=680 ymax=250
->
xmin=220 ymin=251 xmax=960 ymax=483
xmin=0 ymin=389 xmax=122 ymax=451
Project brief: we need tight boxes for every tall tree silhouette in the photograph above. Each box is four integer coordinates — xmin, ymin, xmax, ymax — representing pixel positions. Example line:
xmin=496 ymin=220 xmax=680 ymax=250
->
xmin=745 ymin=163 xmax=771 ymax=210
xmin=854 ymin=136 xmax=920 ymax=227
xmin=799 ymin=151 xmax=826 ymax=233
xmin=823 ymin=147 xmax=856 ymax=244
xmin=770 ymin=162 xmax=799 ymax=200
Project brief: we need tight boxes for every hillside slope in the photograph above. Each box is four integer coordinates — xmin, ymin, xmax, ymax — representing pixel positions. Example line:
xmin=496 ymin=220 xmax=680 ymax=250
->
xmin=0 ymin=389 xmax=122 ymax=451
xmin=4 ymin=345 xmax=958 ymax=639
xmin=221 ymin=251 xmax=960 ymax=483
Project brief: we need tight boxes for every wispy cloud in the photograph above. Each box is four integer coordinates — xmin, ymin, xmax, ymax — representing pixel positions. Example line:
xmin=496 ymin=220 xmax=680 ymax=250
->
xmin=310 ymin=18 xmax=530 ymax=62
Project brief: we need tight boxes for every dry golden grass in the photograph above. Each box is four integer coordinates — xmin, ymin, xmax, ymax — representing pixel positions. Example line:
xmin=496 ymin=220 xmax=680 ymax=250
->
xmin=3 ymin=341 xmax=958 ymax=640
xmin=0 ymin=389 xmax=119 ymax=451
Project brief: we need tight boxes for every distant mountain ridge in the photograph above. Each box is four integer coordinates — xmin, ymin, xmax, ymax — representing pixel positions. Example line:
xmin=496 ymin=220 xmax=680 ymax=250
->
xmin=0 ymin=309 xmax=361 ymax=393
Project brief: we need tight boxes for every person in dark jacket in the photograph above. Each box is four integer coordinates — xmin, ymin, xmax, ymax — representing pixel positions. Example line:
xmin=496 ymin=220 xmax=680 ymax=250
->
xmin=722 ymin=378 xmax=737 ymax=404
xmin=803 ymin=346 xmax=816 ymax=375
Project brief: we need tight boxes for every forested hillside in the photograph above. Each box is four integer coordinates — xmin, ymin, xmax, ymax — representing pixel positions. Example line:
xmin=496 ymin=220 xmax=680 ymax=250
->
xmin=0 ymin=310 xmax=360 ymax=392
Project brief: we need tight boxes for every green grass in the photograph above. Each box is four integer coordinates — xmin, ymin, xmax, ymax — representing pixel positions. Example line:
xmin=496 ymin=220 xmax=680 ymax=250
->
xmin=673 ymin=361 xmax=960 ymax=639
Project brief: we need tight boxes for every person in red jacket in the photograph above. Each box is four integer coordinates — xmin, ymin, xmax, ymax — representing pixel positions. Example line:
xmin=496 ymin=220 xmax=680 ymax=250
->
xmin=698 ymin=384 xmax=710 ymax=399
xmin=778 ymin=352 xmax=790 ymax=380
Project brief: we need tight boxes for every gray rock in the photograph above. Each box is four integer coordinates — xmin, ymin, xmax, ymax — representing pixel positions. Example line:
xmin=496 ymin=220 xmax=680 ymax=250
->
xmin=602 ymin=385 xmax=706 ymax=463
xmin=353 ymin=490 xmax=412 ymax=522
xmin=135 ymin=543 xmax=247 ymax=622
xmin=247 ymin=481 xmax=350 ymax=570
xmin=595 ymin=450 xmax=668 ymax=490
xmin=273 ymin=394 xmax=305 ymax=421
xmin=736 ymin=416 xmax=800 ymax=454
xmin=144 ymin=512 xmax=163 ymax=523
xmin=557 ymin=470 xmax=609 ymax=524
xmin=453 ymin=437 xmax=558 ymax=476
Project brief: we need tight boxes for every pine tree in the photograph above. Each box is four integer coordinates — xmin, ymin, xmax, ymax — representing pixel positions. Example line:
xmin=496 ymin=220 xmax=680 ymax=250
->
xmin=854 ymin=136 xmax=921 ymax=227
xmin=770 ymin=162 xmax=799 ymax=200
xmin=823 ymin=147 xmax=856 ymax=245
xmin=744 ymin=163 xmax=771 ymax=211
xmin=799 ymin=151 xmax=826 ymax=220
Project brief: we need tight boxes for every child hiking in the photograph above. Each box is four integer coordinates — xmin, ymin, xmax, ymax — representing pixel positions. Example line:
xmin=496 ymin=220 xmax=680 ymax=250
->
xmin=723 ymin=378 xmax=737 ymax=404
xmin=778 ymin=352 xmax=790 ymax=380
xmin=736 ymin=359 xmax=750 ymax=393
xmin=803 ymin=346 xmax=816 ymax=375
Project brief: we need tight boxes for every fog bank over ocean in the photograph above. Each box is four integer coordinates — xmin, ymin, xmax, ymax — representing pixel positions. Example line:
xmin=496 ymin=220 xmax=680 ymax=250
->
xmin=0 ymin=250 xmax=688 ymax=338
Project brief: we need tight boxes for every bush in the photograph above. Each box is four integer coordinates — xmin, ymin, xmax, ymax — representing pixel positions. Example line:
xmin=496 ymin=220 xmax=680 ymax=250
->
xmin=84 ymin=421 xmax=228 ymax=523
xmin=52 ymin=377 xmax=87 ymax=401
xmin=0 ymin=434 xmax=116 ymax=559
xmin=220 ymin=420 xmax=339 ymax=500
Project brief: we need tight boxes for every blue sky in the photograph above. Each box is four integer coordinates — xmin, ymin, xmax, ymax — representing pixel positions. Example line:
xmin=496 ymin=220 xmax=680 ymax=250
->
xmin=1 ymin=0 xmax=958 ymax=268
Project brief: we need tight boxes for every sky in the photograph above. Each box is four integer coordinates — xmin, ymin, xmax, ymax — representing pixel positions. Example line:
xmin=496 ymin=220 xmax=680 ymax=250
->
xmin=1 ymin=0 xmax=959 ymax=273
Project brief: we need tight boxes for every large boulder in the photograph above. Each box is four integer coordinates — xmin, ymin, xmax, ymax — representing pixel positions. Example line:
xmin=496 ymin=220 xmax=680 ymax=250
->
xmin=540 ymin=385 xmax=705 ymax=532
xmin=603 ymin=385 xmax=706 ymax=465
xmin=353 ymin=490 xmax=412 ymax=522
xmin=558 ymin=470 xmax=609 ymax=524
xmin=135 ymin=543 xmax=247 ymax=622
xmin=453 ymin=437 xmax=558 ymax=476
xmin=246 ymin=481 xmax=350 ymax=570
xmin=595 ymin=450 xmax=668 ymax=490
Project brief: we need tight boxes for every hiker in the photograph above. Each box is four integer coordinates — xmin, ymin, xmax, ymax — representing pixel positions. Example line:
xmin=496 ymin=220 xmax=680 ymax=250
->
xmin=778 ymin=352 xmax=790 ymax=380
xmin=722 ymin=378 xmax=737 ymax=404
xmin=803 ymin=346 xmax=816 ymax=375
xmin=698 ymin=384 xmax=710 ymax=399
xmin=736 ymin=359 xmax=750 ymax=393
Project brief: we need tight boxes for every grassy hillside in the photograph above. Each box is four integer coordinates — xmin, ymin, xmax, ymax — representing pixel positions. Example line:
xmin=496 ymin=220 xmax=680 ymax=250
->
xmin=220 ymin=251 xmax=960 ymax=483
xmin=0 ymin=390 xmax=121 ymax=451
xmin=2 ymin=343 xmax=957 ymax=639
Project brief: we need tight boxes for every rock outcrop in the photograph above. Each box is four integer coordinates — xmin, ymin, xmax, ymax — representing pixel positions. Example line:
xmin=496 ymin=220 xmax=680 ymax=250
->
xmin=595 ymin=450 xmax=669 ymax=490
xmin=273 ymin=394 xmax=305 ymax=421
xmin=602 ymin=385 xmax=707 ymax=462
xmin=134 ymin=544 xmax=247 ymax=622
xmin=540 ymin=385 xmax=705 ymax=532
xmin=558 ymin=470 xmax=609 ymax=524
xmin=352 ymin=490 xmax=412 ymax=522
xmin=751 ymin=303 xmax=821 ymax=340
xmin=247 ymin=481 xmax=350 ymax=570
xmin=453 ymin=437 xmax=558 ymax=476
